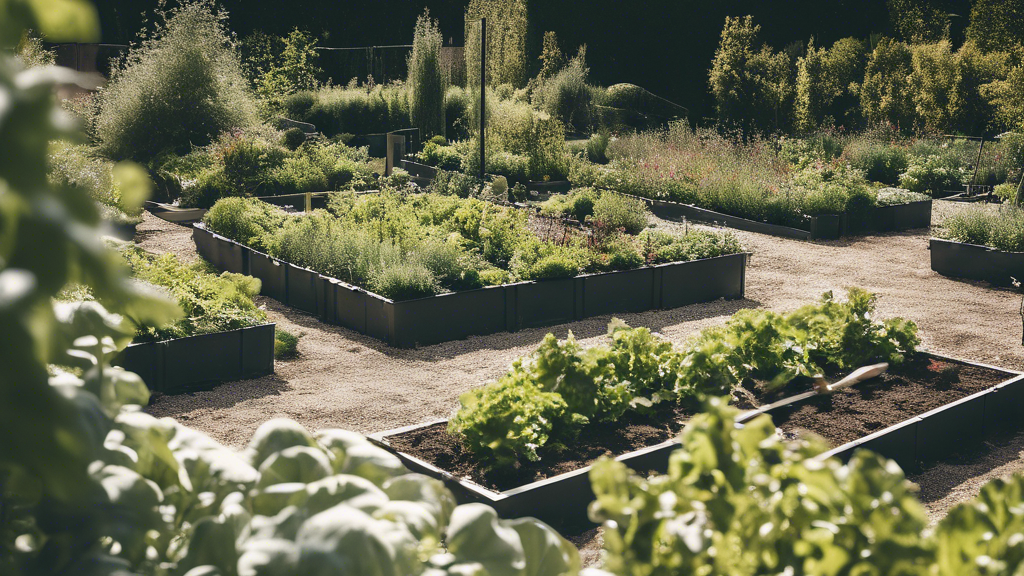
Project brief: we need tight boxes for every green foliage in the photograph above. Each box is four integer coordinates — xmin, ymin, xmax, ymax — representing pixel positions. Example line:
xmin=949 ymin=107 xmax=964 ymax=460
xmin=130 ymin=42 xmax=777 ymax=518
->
xmin=275 ymin=328 xmax=300 ymax=358
xmin=429 ymin=169 xmax=483 ymax=197
xmin=910 ymin=40 xmax=1006 ymax=135
xmin=117 ymin=245 xmax=267 ymax=341
xmin=795 ymin=37 xmax=866 ymax=131
xmin=888 ymin=0 xmax=952 ymax=43
xmin=419 ymin=141 xmax=465 ymax=171
xmin=281 ymin=84 xmax=411 ymax=137
xmin=47 ymin=141 xmax=142 ymax=224
xmin=240 ymin=28 xmax=322 ymax=103
xmin=861 ymin=38 xmax=916 ymax=130
xmin=175 ymin=134 xmax=375 ymax=207
xmin=965 ymin=0 xmax=1024 ymax=53
xmin=202 ymin=196 xmax=286 ymax=251
xmin=983 ymin=58 xmax=1024 ymax=132
xmin=899 ymin=153 xmax=969 ymax=195
xmin=464 ymin=0 xmax=529 ymax=88
xmin=96 ymin=0 xmax=257 ymax=161
xmin=15 ymin=30 xmax=55 ymax=67
xmin=408 ymin=9 xmax=446 ymax=138
xmin=450 ymin=289 xmax=917 ymax=468
xmin=589 ymin=398 xmax=933 ymax=576
xmin=591 ymin=191 xmax=650 ymax=234
xmin=585 ymin=131 xmax=611 ymax=164
xmin=538 ymin=31 xmax=566 ymax=79
xmin=281 ymin=126 xmax=306 ymax=150
xmin=843 ymin=135 xmax=911 ymax=184
xmin=532 ymin=47 xmax=593 ymax=131
xmin=709 ymin=16 xmax=794 ymax=132
xmin=940 ymin=206 xmax=1024 ymax=252
xmin=638 ymin=228 xmax=745 ymax=263
xmin=995 ymin=182 xmax=1017 ymax=203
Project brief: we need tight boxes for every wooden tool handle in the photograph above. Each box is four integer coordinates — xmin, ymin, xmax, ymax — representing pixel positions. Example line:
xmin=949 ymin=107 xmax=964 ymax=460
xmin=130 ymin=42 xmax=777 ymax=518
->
xmin=827 ymin=362 xmax=889 ymax=392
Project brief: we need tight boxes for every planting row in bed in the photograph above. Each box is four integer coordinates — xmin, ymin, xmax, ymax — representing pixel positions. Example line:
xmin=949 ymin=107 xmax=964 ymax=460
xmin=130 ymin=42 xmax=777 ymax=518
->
xmin=400 ymin=159 xmax=573 ymax=194
xmin=930 ymin=237 xmax=1024 ymax=286
xmin=112 ymin=323 xmax=276 ymax=395
xmin=629 ymin=194 xmax=933 ymax=240
xmin=369 ymin=352 xmax=1021 ymax=531
xmin=193 ymin=223 xmax=749 ymax=348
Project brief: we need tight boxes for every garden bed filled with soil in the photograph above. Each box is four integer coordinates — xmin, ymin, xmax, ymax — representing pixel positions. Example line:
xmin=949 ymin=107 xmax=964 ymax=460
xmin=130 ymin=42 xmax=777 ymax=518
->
xmin=373 ymin=353 xmax=1019 ymax=528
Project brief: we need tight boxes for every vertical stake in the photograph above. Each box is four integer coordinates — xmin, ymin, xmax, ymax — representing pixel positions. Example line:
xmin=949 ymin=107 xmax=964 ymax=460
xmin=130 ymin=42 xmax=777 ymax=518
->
xmin=480 ymin=17 xmax=486 ymax=180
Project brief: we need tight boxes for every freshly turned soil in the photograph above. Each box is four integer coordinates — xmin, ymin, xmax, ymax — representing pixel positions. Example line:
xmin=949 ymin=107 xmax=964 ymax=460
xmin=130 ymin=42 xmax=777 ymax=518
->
xmin=385 ymin=403 xmax=695 ymax=492
xmin=385 ymin=358 xmax=1011 ymax=492
xmin=770 ymin=357 xmax=1009 ymax=447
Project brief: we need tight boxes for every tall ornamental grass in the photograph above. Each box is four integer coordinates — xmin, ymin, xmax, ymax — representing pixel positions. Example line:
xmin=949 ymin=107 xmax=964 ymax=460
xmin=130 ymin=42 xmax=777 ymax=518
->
xmin=95 ymin=0 xmax=257 ymax=161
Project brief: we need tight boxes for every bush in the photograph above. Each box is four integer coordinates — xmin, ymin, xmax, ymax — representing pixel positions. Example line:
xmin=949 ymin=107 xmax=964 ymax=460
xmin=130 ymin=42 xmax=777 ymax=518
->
xmin=202 ymin=196 xmax=284 ymax=251
xmin=239 ymin=28 xmax=322 ymax=103
xmin=843 ymin=137 xmax=910 ymax=184
xmin=996 ymin=182 xmax=1017 ymax=203
xmin=444 ymin=85 xmax=473 ymax=141
xmin=586 ymin=132 xmax=610 ymax=164
xmin=118 ymin=245 xmax=267 ymax=341
xmin=639 ymin=228 xmax=745 ymax=262
xmin=96 ymin=0 xmax=257 ymax=161
xmin=281 ymin=84 xmax=411 ymax=137
xmin=861 ymin=38 xmax=916 ymax=130
xmin=941 ymin=206 xmax=1024 ymax=252
xmin=900 ymin=154 xmax=969 ymax=196
xmin=591 ymin=192 xmax=650 ymax=234
xmin=371 ymin=262 xmax=439 ymax=301
xmin=795 ymin=37 xmax=866 ymax=131
xmin=464 ymin=0 xmax=529 ymax=88
xmin=429 ymin=169 xmax=482 ymax=198
xmin=407 ymin=10 xmax=446 ymax=138
xmin=541 ymin=187 xmax=600 ymax=222
xmin=532 ymin=48 xmax=592 ymax=131
xmin=274 ymin=328 xmax=299 ymax=359
xmin=419 ymin=141 xmax=463 ymax=170
xmin=281 ymin=126 xmax=306 ymax=150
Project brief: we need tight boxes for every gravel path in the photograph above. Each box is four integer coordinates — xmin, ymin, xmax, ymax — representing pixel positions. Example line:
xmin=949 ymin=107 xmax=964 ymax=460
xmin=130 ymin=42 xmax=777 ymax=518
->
xmin=138 ymin=201 xmax=1024 ymax=532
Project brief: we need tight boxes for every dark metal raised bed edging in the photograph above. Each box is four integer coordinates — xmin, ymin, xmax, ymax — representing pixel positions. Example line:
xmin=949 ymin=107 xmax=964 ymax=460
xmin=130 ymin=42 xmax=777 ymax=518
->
xmin=112 ymin=323 xmax=275 ymax=396
xmin=370 ymin=351 xmax=1021 ymax=530
xmin=192 ymin=223 xmax=749 ymax=348
xmin=929 ymin=237 xmax=1024 ymax=286
xmin=621 ymin=193 xmax=932 ymax=241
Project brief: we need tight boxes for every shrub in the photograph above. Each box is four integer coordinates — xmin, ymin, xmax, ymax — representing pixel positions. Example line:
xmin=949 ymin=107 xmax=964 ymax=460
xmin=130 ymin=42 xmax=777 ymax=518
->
xmin=407 ymin=10 xmax=446 ymax=138
xmin=47 ymin=141 xmax=139 ymax=220
xmin=795 ymin=37 xmax=866 ymax=131
xmin=996 ymin=182 xmax=1017 ymax=203
xmin=464 ymin=0 xmax=529 ymax=88
xmin=843 ymin=137 xmax=910 ymax=184
xmin=532 ymin=48 xmax=592 ymax=131
xmin=240 ymin=28 xmax=322 ymax=103
xmin=202 ymin=196 xmax=284 ymax=251
xmin=709 ymin=16 xmax=794 ymax=132
xmin=15 ymin=30 xmax=55 ymax=68
xmin=899 ymin=154 xmax=969 ymax=196
xmin=639 ymin=228 xmax=745 ymax=262
xmin=941 ymin=206 xmax=1024 ymax=252
xmin=444 ymin=85 xmax=473 ymax=140
xmin=586 ymin=131 xmax=610 ymax=164
xmin=371 ymin=262 xmax=439 ymax=301
xmin=96 ymin=0 xmax=257 ymax=161
xmin=861 ymin=38 xmax=916 ymax=130
xmin=429 ymin=169 xmax=482 ymax=198
xmin=591 ymin=192 xmax=649 ymax=234
xmin=509 ymin=182 xmax=528 ymax=202
xmin=119 ymin=245 xmax=267 ymax=341
xmin=281 ymin=84 xmax=411 ymax=137
xmin=541 ymin=187 xmax=600 ymax=222
xmin=281 ymin=126 xmax=306 ymax=150
xmin=420 ymin=141 xmax=463 ymax=170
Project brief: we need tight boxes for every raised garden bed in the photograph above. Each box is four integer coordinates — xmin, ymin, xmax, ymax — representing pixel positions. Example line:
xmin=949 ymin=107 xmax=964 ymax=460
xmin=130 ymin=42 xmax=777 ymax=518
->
xmin=930 ymin=237 xmax=1024 ymax=285
xmin=193 ymin=223 xmax=749 ymax=348
xmin=112 ymin=323 xmax=275 ymax=395
xmin=369 ymin=353 xmax=1020 ymax=529
xmin=629 ymin=194 xmax=932 ymax=241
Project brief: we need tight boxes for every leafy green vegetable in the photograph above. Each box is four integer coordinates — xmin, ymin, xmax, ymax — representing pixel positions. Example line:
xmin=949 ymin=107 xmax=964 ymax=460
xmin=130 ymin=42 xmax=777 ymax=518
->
xmin=451 ymin=289 xmax=919 ymax=467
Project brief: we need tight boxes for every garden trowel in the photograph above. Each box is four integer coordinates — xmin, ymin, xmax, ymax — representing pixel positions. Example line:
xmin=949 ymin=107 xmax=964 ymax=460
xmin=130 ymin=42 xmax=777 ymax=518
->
xmin=736 ymin=362 xmax=889 ymax=423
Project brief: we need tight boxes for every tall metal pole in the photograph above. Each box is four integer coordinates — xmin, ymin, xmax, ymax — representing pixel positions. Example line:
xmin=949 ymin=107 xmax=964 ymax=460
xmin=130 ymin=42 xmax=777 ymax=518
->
xmin=479 ymin=17 xmax=486 ymax=180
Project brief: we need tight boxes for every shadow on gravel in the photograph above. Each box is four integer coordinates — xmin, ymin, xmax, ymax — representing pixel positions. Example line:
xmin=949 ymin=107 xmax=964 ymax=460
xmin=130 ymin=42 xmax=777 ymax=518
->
xmin=258 ymin=293 xmax=764 ymax=361
xmin=910 ymin=431 xmax=1024 ymax=506
xmin=146 ymin=374 xmax=292 ymax=417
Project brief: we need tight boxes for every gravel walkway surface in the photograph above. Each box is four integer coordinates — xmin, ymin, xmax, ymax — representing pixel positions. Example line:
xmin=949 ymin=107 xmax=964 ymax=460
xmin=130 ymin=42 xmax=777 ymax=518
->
xmin=137 ymin=201 xmax=1024 ymax=536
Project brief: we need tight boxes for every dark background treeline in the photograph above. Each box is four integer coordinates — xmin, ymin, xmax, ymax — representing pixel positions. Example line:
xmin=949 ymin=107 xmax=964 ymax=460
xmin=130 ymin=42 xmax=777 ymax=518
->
xmin=92 ymin=0 xmax=969 ymax=120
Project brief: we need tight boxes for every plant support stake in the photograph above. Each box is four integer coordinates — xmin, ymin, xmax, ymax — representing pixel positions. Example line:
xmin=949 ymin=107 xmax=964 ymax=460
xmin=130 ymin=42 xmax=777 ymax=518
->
xmin=479 ymin=17 xmax=486 ymax=179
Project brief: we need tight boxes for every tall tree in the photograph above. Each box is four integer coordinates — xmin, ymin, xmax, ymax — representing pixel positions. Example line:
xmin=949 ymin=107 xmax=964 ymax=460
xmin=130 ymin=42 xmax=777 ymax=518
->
xmin=965 ymin=0 xmax=1024 ymax=52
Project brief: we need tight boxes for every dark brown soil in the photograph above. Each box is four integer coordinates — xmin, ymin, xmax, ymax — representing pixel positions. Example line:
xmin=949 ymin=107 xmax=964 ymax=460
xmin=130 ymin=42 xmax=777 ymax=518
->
xmin=385 ymin=357 xmax=1012 ymax=493
xmin=771 ymin=358 xmax=1009 ymax=446
xmin=386 ymin=403 xmax=695 ymax=492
